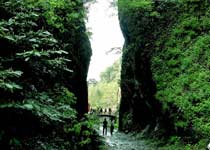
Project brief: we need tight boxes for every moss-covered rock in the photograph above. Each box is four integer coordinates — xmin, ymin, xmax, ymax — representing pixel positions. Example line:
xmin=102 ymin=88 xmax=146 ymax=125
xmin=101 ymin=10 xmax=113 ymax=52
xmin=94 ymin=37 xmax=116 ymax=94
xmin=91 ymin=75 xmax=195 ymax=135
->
xmin=118 ymin=0 xmax=210 ymax=140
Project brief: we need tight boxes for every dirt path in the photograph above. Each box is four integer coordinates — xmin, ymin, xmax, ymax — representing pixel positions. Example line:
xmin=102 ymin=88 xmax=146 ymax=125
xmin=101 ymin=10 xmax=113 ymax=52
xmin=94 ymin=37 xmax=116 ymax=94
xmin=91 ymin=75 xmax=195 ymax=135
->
xmin=99 ymin=127 xmax=156 ymax=150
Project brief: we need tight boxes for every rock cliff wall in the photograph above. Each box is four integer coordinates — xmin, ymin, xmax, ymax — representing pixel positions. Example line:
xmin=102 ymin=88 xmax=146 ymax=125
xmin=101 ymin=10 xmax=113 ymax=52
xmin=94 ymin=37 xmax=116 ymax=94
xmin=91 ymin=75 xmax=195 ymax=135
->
xmin=118 ymin=0 xmax=210 ymax=139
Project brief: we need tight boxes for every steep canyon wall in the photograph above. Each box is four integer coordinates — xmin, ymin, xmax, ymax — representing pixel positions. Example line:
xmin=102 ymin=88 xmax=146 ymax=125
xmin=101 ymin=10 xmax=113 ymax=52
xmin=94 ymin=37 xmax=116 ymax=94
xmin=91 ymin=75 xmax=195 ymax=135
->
xmin=119 ymin=0 xmax=210 ymax=139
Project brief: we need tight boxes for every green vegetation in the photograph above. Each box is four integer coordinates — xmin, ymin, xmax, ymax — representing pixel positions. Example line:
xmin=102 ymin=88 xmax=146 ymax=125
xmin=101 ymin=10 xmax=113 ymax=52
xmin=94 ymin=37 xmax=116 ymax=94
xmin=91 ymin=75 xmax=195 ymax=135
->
xmin=153 ymin=15 xmax=210 ymax=138
xmin=88 ymin=59 xmax=121 ymax=111
xmin=0 ymin=0 xmax=97 ymax=149
xmin=118 ymin=0 xmax=210 ymax=148
xmin=118 ymin=0 xmax=152 ymax=11
xmin=2 ymin=0 xmax=210 ymax=149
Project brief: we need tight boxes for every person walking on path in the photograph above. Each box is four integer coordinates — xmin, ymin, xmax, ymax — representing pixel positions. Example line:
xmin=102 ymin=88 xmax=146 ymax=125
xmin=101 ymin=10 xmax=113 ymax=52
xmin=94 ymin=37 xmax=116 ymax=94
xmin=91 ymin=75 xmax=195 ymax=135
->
xmin=103 ymin=118 xmax=108 ymax=135
xmin=110 ymin=120 xmax=114 ymax=135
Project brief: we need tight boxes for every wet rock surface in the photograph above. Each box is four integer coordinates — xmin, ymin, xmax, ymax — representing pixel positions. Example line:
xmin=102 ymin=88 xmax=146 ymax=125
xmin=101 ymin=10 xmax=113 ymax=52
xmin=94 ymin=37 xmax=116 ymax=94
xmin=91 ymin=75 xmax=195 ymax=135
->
xmin=104 ymin=132 xmax=155 ymax=150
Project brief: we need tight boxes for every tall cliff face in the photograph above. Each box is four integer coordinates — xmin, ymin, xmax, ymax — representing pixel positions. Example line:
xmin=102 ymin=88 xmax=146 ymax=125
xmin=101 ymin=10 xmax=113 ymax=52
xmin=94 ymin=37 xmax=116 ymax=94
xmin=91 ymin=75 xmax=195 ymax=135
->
xmin=118 ymin=0 xmax=177 ymax=133
xmin=118 ymin=0 xmax=210 ymax=139
xmin=46 ymin=1 xmax=92 ymax=116
xmin=66 ymin=17 xmax=92 ymax=116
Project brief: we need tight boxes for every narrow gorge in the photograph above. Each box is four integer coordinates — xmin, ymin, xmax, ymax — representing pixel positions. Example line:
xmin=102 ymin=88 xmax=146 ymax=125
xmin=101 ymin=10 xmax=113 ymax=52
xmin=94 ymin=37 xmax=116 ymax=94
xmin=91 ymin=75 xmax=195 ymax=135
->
xmin=0 ymin=0 xmax=210 ymax=149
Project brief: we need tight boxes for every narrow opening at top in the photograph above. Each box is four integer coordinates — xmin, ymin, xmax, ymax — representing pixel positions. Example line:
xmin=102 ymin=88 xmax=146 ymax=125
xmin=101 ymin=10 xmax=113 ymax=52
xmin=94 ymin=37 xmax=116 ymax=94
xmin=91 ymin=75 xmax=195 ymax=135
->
xmin=85 ymin=0 xmax=124 ymax=134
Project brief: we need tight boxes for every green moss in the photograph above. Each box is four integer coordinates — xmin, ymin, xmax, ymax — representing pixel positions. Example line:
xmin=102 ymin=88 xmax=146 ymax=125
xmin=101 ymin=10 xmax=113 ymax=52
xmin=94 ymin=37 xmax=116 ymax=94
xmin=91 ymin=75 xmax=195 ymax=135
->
xmin=118 ymin=0 xmax=153 ymax=11
xmin=119 ymin=0 xmax=210 ymax=144
xmin=152 ymin=9 xmax=210 ymax=138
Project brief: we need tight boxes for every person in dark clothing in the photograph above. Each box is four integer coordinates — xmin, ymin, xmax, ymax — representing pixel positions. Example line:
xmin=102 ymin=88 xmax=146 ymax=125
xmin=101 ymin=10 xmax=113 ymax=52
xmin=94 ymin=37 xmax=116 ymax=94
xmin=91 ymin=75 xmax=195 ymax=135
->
xmin=108 ymin=108 xmax=112 ymax=115
xmin=110 ymin=120 xmax=114 ymax=135
xmin=99 ymin=108 xmax=103 ymax=114
xmin=103 ymin=118 xmax=108 ymax=135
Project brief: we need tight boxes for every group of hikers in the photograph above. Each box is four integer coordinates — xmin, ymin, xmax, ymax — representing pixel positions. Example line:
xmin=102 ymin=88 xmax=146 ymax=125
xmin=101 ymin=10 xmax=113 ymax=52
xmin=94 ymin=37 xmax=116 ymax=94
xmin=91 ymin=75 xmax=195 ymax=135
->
xmin=88 ymin=106 xmax=115 ymax=135
xmin=102 ymin=118 xmax=114 ymax=136
xmin=99 ymin=107 xmax=112 ymax=115
xmin=89 ymin=107 xmax=113 ymax=115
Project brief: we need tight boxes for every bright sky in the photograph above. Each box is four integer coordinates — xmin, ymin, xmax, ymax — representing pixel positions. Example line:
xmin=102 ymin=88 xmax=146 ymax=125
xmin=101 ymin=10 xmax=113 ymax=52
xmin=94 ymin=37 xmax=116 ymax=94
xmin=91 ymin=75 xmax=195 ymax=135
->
xmin=85 ymin=0 xmax=124 ymax=81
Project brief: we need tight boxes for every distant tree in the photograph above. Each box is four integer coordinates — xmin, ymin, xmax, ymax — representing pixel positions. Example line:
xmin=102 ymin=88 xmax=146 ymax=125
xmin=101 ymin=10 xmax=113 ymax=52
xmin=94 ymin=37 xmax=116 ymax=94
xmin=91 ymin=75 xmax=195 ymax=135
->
xmin=100 ymin=59 xmax=121 ymax=83
xmin=88 ymin=59 xmax=121 ymax=110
